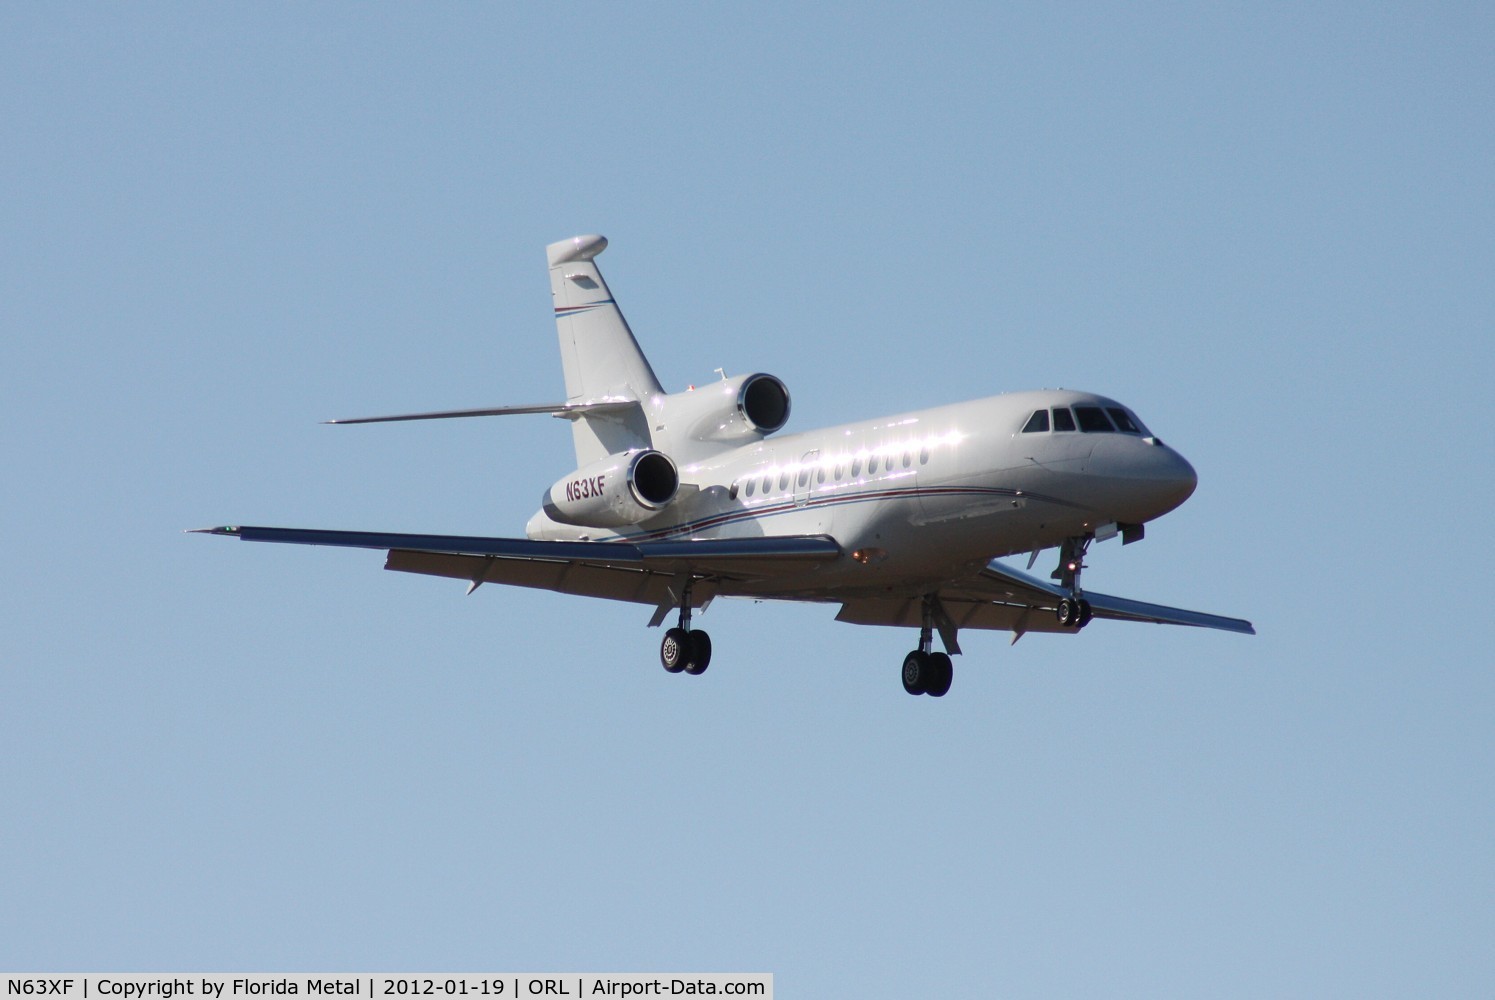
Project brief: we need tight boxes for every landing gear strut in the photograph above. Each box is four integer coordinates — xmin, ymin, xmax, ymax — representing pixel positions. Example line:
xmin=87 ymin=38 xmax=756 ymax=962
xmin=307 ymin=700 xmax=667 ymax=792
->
xmin=1053 ymin=536 xmax=1094 ymax=629
xmin=901 ymin=594 xmax=954 ymax=697
xmin=659 ymin=579 xmax=711 ymax=676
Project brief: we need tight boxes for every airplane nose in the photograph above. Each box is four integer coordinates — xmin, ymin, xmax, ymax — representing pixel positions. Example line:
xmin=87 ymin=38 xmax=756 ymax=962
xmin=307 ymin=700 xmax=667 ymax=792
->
xmin=1154 ymin=446 xmax=1198 ymax=512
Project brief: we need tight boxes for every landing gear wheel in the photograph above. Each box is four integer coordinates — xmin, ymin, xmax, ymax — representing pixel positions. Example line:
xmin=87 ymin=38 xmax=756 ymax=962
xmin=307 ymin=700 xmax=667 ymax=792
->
xmin=902 ymin=650 xmax=930 ymax=695
xmin=925 ymin=652 xmax=953 ymax=698
xmin=1057 ymin=597 xmax=1093 ymax=629
xmin=683 ymin=631 xmax=712 ymax=675
xmin=660 ymin=627 xmax=690 ymax=673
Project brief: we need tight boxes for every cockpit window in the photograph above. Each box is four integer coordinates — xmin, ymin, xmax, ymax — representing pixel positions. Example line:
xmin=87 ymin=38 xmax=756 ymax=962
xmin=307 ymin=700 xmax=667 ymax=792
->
xmin=1074 ymin=406 xmax=1115 ymax=432
xmin=1025 ymin=403 xmax=1150 ymax=435
xmin=1106 ymin=407 xmax=1142 ymax=434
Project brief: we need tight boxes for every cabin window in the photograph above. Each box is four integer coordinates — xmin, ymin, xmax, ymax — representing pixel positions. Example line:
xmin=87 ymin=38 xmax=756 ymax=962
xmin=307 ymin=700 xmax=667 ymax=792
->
xmin=868 ymin=455 xmax=879 ymax=475
xmin=797 ymin=468 xmax=810 ymax=487
xmin=744 ymin=478 xmax=755 ymax=497
xmin=762 ymin=474 xmax=773 ymax=493
xmin=729 ymin=482 xmax=739 ymax=499
xmin=919 ymin=447 xmax=929 ymax=465
xmin=1022 ymin=410 xmax=1050 ymax=433
xmin=902 ymin=451 xmax=912 ymax=468
xmin=851 ymin=456 xmax=862 ymax=477
xmin=835 ymin=462 xmax=844 ymax=480
xmin=779 ymin=471 xmax=790 ymax=491
xmin=1075 ymin=406 xmax=1116 ymax=432
xmin=1107 ymin=407 xmax=1141 ymax=434
xmin=817 ymin=467 xmax=826 ymax=484
xmin=1052 ymin=407 xmax=1077 ymax=432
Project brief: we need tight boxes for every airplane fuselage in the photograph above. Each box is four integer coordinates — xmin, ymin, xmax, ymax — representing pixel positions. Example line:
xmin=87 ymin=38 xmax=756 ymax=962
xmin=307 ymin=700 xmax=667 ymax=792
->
xmin=527 ymin=387 xmax=1197 ymax=601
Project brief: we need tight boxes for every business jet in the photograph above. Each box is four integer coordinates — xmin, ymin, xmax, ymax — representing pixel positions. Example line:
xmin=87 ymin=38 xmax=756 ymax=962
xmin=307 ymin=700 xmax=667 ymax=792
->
xmin=196 ymin=234 xmax=1253 ymax=697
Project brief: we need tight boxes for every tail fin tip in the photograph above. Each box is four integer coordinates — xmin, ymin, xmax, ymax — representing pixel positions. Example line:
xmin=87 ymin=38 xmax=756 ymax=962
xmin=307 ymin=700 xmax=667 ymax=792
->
xmin=547 ymin=234 xmax=608 ymax=267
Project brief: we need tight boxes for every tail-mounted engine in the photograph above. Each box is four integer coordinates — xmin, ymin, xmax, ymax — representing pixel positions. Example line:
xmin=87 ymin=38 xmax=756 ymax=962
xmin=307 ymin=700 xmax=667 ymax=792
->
xmin=737 ymin=372 xmax=792 ymax=435
xmin=543 ymin=449 xmax=680 ymax=528
xmin=658 ymin=372 xmax=791 ymax=450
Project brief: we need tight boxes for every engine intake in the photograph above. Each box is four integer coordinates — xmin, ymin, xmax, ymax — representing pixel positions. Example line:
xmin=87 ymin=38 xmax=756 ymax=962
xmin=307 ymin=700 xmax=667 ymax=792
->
xmin=657 ymin=372 xmax=793 ymax=453
xmin=738 ymin=373 xmax=791 ymax=434
xmin=544 ymin=449 xmax=680 ymax=528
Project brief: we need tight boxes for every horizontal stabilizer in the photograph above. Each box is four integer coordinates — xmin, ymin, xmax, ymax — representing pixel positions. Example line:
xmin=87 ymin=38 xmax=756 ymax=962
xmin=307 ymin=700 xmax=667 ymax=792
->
xmin=324 ymin=400 xmax=636 ymax=425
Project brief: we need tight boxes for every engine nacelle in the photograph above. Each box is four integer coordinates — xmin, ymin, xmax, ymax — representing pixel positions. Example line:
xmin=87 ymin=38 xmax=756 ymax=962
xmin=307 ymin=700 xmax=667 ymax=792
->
xmin=661 ymin=372 xmax=792 ymax=447
xmin=737 ymin=372 xmax=792 ymax=434
xmin=543 ymin=449 xmax=680 ymax=528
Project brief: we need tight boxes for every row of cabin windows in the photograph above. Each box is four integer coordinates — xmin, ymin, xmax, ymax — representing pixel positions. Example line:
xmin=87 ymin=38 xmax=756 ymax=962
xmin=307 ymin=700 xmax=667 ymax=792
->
xmin=1022 ymin=405 xmax=1144 ymax=435
xmin=735 ymin=447 xmax=929 ymax=499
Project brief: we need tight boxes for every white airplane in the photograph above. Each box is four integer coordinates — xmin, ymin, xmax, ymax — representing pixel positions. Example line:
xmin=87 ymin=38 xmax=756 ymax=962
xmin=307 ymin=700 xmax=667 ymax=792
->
xmin=197 ymin=234 xmax=1253 ymax=697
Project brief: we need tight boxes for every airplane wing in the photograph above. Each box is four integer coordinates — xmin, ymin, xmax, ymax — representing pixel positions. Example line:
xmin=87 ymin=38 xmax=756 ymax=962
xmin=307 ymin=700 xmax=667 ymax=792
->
xmin=191 ymin=525 xmax=840 ymax=610
xmin=836 ymin=557 xmax=1254 ymax=640
xmin=195 ymin=527 xmax=1249 ymax=639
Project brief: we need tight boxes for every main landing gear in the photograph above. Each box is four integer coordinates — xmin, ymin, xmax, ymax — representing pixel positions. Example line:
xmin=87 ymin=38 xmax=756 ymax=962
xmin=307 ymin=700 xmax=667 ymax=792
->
xmin=659 ymin=580 xmax=711 ymax=676
xmin=902 ymin=649 xmax=952 ymax=697
xmin=1053 ymin=535 xmax=1095 ymax=629
xmin=901 ymin=594 xmax=955 ymax=697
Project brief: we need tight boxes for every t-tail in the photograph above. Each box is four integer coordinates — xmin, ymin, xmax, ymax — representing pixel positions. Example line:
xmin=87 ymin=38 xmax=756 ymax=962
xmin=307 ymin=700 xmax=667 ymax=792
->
xmin=548 ymin=235 xmax=662 ymax=465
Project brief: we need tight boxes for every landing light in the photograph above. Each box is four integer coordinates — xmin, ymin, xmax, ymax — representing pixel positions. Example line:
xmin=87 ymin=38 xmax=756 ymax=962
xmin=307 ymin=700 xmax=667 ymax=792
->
xmin=852 ymin=548 xmax=888 ymax=565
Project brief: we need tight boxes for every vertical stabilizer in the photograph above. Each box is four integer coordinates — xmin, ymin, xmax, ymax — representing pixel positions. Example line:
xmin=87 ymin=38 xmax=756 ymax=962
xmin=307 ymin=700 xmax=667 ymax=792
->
xmin=547 ymin=235 xmax=661 ymax=464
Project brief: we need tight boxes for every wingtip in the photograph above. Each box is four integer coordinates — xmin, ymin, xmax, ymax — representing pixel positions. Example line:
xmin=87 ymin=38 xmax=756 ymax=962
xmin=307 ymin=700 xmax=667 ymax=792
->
xmin=187 ymin=526 xmax=242 ymax=536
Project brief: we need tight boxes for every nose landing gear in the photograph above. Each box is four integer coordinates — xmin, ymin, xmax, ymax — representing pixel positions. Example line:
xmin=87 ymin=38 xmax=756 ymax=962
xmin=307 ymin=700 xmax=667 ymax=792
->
xmin=1053 ymin=535 xmax=1094 ymax=629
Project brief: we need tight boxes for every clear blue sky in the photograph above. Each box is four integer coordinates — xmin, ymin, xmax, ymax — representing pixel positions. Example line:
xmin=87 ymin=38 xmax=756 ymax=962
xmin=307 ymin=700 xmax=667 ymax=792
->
xmin=3 ymin=3 xmax=1491 ymax=995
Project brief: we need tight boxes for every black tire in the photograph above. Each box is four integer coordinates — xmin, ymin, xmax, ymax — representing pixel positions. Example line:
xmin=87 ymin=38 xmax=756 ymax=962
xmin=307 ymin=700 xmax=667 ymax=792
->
xmin=1076 ymin=598 xmax=1093 ymax=629
xmin=683 ymin=630 xmax=712 ymax=675
xmin=1057 ymin=598 xmax=1077 ymax=628
xmin=660 ymin=627 xmax=689 ymax=673
xmin=902 ymin=650 xmax=928 ymax=695
xmin=925 ymin=652 xmax=953 ymax=698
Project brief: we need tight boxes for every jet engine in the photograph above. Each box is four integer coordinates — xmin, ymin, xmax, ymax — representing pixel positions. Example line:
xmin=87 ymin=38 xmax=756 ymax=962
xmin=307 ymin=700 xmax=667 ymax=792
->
xmin=735 ymin=372 xmax=792 ymax=434
xmin=662 ymin=372 xmax=792 ymax=449
xmin=543 ymin=449 xmax=680 ymax=528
